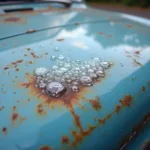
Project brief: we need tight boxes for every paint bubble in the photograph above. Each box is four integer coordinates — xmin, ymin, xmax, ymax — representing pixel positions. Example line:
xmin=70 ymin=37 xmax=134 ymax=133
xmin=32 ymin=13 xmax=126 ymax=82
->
xmin=46 ymin=82 xmax=66 ymax=97
xmin=34 ymin=67 xmax=49 ymax=77
xmin=80 ymin=76 xmax=93 ymax=86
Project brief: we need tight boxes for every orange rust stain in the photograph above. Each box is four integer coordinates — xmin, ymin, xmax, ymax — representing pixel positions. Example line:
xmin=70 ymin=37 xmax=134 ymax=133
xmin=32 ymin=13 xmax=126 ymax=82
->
xmin=57 ymin=38 xmax=64 ymax=41
xmin=141 ymin=86 xmax=146 ymax=92
xmin=36 ymin=104 xmax=47 ymax=116
xmin=30 ymin=52 xmax=39 ymax=58
xmin=11 ymin=106 xmax=26 ymax=125
xmin=133 ymin=59 xmax=142 ymax=66
xmin=2 ymin=127 xmax=7 ymax=135
xmin=3 ymin=17 xmax=26 ymax=24
xmin=3 ymin=59 xmax=23 ymax=71
xmin=62 ymin=136 xmax=69 ymax=144
xmin=98 ymin=114 xmax=112 ymax=125
xmin=89 ymin=97 xmax=101 ymax=110
xmin=4 ymin=17 xmax=20 ymax=22
xmin=119 ymin=94 xmax=133 ymax=107
xmin=126 ymin=24 xmax=133 ymax=28
xmin=18 ymin=74 xmax=89 ymax=109
xmin=40 ymin=145 xmax=52 ymax=150
xmin=115 ymin=105 xmax=121 ymax=114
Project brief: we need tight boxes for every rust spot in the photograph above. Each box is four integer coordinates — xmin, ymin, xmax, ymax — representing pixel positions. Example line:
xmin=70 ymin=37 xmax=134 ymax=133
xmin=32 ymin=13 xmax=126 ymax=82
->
xmin=40 ymin=145 xmax=52 ymax=150
xmin=120 ymin=112 xmax=150 ymax=150
xmin=57 ymin=38 xmax=64 ymax=41
xmin=126 ymin=24 xmax=133 ymax=28
xmin=141 ymin=86 xmax=146 ymax=92
xmin=148 ymin=82 xmax=150 ymax=87
xmin=12 ymin=113 xmax=18 ymax=122
xmin=3 ymin=17 xmax=26 ymax=24
xmin=36 ymin=104 xmax=47 ymax=116
xmin=62 ymin=136 xmax=69 ymax=144
xmin=2 ymin=127 xmax=7 ymax=135
xmin=28 ymin=61 xmax=33 ymax=64
xmin=133 ymin=59 xmax=142 ymax=66
xmin=135 ymin=50 xmax=140 ymax=55
xmin=98 ymin=118 xmax=105 ymax=124
xmin=16 ymin=68 xmax=19 ymax=72
xmin=26 ymin=29 xmax=36 ymax=34
xmin=0 ymin=106 xmax=5 ymax=111
xmin=30 ymin=52 xmax=39 ymax=58
xmin=4 ymin=17 xmax=20 ymax=22
xmin=98 ymin=32 xmax=104 ymax=35
xmin=89 ymin=97 xmax=101 ymax=110
xmin=115 ymin=105 xmax=121 ymax=114
xmin=26 ymin=48 xmax=31 ymax=51
xmin=119 ymin=94 xmax=133 ymax=107
xmin=24 ymin=54 xmax=27 ymax=56
xmin=4 ymin=67 xmax=9 ymax=70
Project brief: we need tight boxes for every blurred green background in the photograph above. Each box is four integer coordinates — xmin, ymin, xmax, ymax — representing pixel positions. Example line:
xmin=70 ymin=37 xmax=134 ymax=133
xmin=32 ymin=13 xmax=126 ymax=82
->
xmin=87 ymin=0 xmax=150 ymax=8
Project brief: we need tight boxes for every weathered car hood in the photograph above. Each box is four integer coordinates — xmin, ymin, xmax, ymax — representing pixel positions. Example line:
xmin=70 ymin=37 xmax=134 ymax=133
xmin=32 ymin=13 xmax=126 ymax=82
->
xmin=0 ymin=3 xmax=150 ymax=150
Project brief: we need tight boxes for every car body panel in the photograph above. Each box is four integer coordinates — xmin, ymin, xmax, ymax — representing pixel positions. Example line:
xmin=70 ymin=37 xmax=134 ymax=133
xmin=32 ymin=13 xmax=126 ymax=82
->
xmin=0 ymin=2 xmax=150 ymax=150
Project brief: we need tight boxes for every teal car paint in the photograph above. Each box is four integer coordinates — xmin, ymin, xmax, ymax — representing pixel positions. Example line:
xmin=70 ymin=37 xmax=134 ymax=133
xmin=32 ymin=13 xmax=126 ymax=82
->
xmin=0 ymin=1 xmax=150 ymax=150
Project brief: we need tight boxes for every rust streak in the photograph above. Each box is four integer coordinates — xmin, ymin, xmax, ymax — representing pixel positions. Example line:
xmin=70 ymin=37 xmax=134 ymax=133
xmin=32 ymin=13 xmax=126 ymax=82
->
xmin=133 ymin=59 xmax=142 ymax=66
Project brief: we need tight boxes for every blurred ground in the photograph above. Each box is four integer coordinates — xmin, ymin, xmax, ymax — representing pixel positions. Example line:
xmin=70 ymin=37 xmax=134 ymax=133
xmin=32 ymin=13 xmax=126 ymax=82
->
xmin=88 ymin=3 xmax=150 ymax=19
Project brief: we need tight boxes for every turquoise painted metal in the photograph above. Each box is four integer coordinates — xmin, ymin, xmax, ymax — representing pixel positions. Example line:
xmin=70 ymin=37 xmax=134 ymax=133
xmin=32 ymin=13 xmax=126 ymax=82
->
xmin=0 ymin=1 xmax=150 ymax=150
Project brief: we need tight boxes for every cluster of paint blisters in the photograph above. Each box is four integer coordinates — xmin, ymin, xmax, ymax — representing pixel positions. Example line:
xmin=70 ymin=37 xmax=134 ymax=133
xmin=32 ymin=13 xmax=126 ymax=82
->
xmin=34 ymin=55 xmax=111 ymax=97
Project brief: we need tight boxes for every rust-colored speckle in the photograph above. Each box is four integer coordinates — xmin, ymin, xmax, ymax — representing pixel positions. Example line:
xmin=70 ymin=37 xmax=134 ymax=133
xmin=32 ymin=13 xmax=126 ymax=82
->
xmin=12 ymin=113 xmax=18 ymax=122
xmin=133 ymin=59 xmax=142 ymax=66
xmin=26 ymin=48 xmax=31 ymax=51
xmin=4 ymin=17 xmax=20 ymax=22
xmin=141 ymin=86 xmax=146 ymax=92
xmin=99 ymin=32 xmax=104 ymax=35
xmin=36 ymin=104 xmax=47 ymax=116
xmin=135 ymin=50 xmax=140 ymax=55
xmin=115 ymin=105 xmax=121 ymax=114
xmin=40 ymin=145 xmax=52 ymax=150
xmin=16 ymin=68 xmax=19 ymax=72
xmin=4 ymin=67 xmax=9 ymax=70
xmin=30 ymin=52 xmax=39 ymax=58
xmin=89 ymin=97 xmax=101 ymax=110
xmin=26 ymin=29 xmax=36 ymax=34
xmin=126 ymin=24 xmax=133 ymax=28
xmin=2 ymin=127 xmax=7 ymax=135
xmin=148 ymin=82 xmax=150 ymax=87
xmin=57 ymin=38 xmax=64 ymax=41
xmin=98 ymin=118 xmax=105 ymax=124
xmin=28 ymin=61 xmax=33 ymax=64
xmin=62 ymin=136 xmax=69 ymax=144
xmin=119 ymin=94 xmax=133 ymax=107
xmin=0 ymin=106 xmax=4 ymax=111
xmin=24 ymin=54 xmax=27 ymax=56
